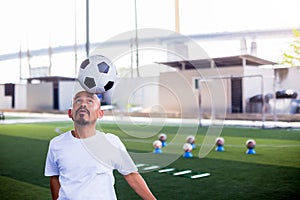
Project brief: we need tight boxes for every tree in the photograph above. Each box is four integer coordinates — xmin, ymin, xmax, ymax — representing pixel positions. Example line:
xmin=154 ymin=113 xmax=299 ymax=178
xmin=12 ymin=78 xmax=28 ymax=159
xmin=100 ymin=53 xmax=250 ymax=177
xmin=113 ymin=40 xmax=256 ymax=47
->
xmin=280 ymin=29 xmax=300 ymax=67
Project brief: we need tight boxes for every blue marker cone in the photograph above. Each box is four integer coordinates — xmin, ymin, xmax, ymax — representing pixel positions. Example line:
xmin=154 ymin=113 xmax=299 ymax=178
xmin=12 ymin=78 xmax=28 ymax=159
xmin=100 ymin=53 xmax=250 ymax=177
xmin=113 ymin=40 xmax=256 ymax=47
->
xmin=191 ymin=143 xmax=196 ymax=149
xmin=183 ymin=151 xmax=193 ymax=158
xmin=215 ymin=145 xmax=224 ymax=152
xmin=246 ymin=148 xmax=256 ymax=154
xmin=154 ymin=147 xmax=162 ymax=154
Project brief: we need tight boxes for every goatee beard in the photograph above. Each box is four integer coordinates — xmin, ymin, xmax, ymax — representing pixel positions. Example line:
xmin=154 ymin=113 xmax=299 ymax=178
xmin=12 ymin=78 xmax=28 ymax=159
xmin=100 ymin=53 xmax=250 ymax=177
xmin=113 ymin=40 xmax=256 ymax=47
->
xmin=75 ymin=115 xmax=97 ymax=126
xmin=75 ymin=117 xmax=90 ymax=126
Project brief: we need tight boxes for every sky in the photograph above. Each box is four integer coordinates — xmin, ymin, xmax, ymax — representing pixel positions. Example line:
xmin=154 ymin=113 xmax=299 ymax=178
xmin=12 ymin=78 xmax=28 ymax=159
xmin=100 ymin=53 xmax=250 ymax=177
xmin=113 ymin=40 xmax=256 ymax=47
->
xmin=0 ymin=0 xmax=299 ymax=84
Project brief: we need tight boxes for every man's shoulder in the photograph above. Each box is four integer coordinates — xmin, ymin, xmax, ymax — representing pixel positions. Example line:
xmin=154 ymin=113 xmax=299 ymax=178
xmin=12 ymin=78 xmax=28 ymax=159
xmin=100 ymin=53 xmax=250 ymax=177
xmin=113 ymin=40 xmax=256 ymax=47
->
xmin=97 ymin=131 xmax=126 ymax=150
xmin=50 ymin=131 xmax=72 ymax=144
xmin=105 ymin=132 xmax=120 ymax=140
xmin=96 ymin=131 xmax=118 ymax=139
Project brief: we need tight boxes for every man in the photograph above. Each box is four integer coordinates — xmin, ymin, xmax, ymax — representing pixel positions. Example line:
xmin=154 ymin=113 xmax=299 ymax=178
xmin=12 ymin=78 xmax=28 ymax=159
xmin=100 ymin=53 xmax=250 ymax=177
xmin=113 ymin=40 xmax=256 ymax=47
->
xmin=44 ymin=90 xmax=156 ymax=200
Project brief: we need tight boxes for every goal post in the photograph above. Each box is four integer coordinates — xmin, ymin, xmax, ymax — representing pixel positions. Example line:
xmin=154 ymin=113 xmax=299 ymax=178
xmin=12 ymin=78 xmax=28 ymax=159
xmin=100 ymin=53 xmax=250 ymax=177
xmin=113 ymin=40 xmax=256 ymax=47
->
xmin=195 ymin=74 xmax=267 ymax=128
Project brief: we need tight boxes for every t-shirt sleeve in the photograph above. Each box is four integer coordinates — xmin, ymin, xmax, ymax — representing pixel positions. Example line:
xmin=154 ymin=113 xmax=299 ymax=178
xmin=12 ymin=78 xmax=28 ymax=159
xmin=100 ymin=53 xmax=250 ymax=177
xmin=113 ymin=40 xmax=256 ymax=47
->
xmin=106 ymin=133 xmax=138 ymax=175
xmin=44 ymin=141 xmax=59 ymax=176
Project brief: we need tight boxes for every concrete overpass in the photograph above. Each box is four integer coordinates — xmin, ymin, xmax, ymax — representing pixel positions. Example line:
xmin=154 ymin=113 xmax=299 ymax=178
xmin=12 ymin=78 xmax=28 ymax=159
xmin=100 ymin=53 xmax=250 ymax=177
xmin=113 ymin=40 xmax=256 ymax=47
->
xmin=0 ymin=27 xmax=299 ymax=61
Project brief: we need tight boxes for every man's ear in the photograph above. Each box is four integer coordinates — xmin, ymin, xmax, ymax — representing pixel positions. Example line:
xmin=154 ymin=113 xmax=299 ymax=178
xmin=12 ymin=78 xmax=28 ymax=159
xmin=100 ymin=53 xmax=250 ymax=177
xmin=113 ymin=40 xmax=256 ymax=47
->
xmin=68 ymin=109 xmax=73 ymax=120
xmin=98 ymin=109 xmax=104 ymax=119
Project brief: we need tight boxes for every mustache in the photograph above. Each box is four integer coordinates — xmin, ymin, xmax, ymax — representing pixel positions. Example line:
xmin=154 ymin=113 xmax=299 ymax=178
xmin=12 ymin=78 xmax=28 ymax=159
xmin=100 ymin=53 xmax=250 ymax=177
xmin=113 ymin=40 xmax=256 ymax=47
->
xmin=75 ymin=106 xmax=90 ymax=116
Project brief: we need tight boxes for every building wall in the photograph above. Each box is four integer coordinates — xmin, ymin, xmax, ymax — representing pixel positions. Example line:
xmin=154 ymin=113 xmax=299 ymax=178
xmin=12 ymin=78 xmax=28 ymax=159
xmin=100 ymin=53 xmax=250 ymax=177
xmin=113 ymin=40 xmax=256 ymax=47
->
xmin=243 ymin=66 xmax=274 ymax=113
xmin=243 ymin=66 xmax=274 ymax=99
xmin=4 ymin=66 xmax=299 ymax=115
xmin=159 ymin=67 xmax=244 ymax=117
xmin=112 ymin=77 xmax=159 ymax=111
xmin=27 ymin=83 xmax=53 ymax=110
xmin=270 ymin=67 xmax=300 ymax=114
xmin=15 ymin=84 xmax=27 ymax=110
xmin=275 ymin=67 xmax=300 ymax=95
xmin=0 ymin=85 xmax=11 ymax=109
xmin=159 ymin=70 xmax=199 ymax=117
xmin=59 ymin=81 xmax=76 ymax=111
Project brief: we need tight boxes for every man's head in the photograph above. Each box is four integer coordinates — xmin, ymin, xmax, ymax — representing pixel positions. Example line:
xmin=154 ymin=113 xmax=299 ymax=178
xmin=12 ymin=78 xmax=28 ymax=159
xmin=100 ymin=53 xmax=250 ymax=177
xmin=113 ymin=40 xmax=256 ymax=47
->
xmin=68 ymin=91 xmax=104 ymax=126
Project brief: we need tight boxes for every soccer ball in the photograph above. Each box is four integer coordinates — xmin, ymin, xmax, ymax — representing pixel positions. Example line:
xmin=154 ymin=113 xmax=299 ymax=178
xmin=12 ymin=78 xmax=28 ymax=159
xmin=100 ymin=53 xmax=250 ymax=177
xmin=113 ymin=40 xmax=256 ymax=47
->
xmin=186 ymin=135 xmax=195 ymax=144
xmin=215 ymin=137 xmax=225 ymax=146
xmin=246 ymin=139 xmax=256 ymax=149
xmin=78 ymin=55 xmax=117 ymax=94
xmin=158 ymin=133 xmax=167 ymax=141
xmin=153 ymin=140 xmax=162 ymax=149
xmin=183 ymin=143 xmax=193 ymax=152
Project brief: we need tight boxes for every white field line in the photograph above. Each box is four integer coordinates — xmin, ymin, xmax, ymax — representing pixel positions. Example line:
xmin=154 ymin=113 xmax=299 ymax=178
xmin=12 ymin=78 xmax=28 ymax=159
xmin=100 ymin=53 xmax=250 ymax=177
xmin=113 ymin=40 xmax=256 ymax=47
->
xmin=2 ymin=112 xmax=300 ymax=128
xmin=173 ymin=170 xmax=192 ymax=176
xmin=190 ymin=173 xmax=211 ymax=179
xmin=143 ymin=165 xmax=161 ymax=170
xmin=158 ymin=168 xmax=176 ymax=173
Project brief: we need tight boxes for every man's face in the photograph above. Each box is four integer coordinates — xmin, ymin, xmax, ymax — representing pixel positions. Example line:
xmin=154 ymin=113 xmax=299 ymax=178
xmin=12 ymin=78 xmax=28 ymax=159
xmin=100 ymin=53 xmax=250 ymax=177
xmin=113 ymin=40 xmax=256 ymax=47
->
xmin=71 ymin=91 xmax=103 ymax=126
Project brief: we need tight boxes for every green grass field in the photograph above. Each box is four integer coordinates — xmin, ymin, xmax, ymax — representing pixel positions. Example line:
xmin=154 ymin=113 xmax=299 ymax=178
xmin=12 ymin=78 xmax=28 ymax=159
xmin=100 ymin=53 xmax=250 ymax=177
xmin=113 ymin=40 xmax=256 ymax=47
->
xmin=0 ymin=121 xmax=299 ymax=200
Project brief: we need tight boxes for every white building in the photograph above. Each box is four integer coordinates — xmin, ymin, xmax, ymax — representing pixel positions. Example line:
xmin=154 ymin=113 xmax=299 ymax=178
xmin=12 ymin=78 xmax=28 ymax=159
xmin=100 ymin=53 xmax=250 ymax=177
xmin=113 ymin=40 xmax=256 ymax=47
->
xmin=1 ymin=55 xmax=299 ymax=119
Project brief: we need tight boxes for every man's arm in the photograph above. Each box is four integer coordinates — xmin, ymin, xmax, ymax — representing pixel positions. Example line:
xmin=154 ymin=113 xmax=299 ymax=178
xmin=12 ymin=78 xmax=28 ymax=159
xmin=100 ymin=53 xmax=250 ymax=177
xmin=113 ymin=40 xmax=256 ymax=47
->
xmin=123 ymin=172 xmax=156 ymax=200
xmin=50 ymin=176 xmax=60 ymax=200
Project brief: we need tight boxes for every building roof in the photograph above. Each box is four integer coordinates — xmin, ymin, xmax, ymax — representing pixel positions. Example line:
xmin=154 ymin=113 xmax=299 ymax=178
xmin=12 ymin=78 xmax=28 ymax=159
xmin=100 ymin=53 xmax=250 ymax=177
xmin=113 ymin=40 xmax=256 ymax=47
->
xmin=27 ymin=76 xmax=76 ymax=84
xmin=158 ymin=54 xmax=277 ymax=70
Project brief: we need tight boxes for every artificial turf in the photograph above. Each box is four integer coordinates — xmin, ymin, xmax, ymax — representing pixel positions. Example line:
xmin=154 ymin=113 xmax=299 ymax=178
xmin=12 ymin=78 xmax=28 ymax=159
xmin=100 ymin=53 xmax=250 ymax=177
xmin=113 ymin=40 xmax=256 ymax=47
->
xmin=0 ymin=121 xmax=299 ymax=199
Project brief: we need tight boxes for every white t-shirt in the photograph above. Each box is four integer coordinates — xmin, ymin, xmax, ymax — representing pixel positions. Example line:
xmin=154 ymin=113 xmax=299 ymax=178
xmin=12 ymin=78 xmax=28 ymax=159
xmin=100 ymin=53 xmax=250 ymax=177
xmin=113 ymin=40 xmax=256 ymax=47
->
xmin=44 ymin=131 xmax=138 ymax=200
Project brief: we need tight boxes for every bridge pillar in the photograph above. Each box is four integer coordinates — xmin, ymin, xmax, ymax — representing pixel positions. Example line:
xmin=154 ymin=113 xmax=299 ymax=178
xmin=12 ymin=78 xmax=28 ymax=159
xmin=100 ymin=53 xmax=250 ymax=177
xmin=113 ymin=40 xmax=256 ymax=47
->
xmin=250 ymin=40 xmax=257 ymax=56
xmin=240 ymin=38 xmax=247 ymax=54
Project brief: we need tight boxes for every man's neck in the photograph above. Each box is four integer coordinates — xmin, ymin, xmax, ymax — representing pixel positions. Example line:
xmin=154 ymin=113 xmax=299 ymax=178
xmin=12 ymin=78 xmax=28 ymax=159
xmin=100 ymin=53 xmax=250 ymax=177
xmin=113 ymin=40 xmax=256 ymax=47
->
xmin=72 ymin=125 xmax=97 ymax=139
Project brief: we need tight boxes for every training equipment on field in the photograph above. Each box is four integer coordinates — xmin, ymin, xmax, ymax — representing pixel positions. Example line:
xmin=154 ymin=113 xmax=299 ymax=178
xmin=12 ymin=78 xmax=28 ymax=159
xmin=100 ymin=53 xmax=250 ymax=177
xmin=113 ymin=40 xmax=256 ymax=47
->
xmin=183 ymin=143 xmax=193 ymax=158
xmin=246 ymin=139 xmax=256 ymax=154
xmin=215 ymin=137 xmax=225 ymax=152
xmin=158 ymin=133 xmax=167 ymax=147
xmin=78 ymin=55 xmax=117 ymax=94
xmin=186 ymin=135 xmax=196 ymax=149
xmin=153 ymin=140 xmax=162 ymax=154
